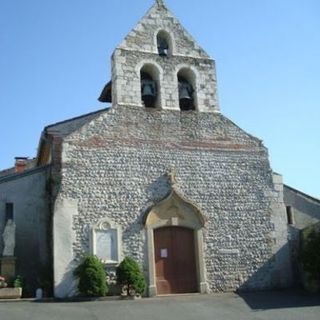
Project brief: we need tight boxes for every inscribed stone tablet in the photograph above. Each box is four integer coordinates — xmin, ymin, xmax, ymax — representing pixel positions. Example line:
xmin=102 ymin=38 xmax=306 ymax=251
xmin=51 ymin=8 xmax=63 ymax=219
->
xmin=95 ymin=229 xmax=117 ymax=262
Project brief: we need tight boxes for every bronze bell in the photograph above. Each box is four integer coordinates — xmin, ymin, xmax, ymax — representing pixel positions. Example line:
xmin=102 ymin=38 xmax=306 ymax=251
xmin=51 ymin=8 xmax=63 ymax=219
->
xmin=158 ymin=39 xmax=169 ymax=57
xmin=179 ymin=82 xmax=194 ymax=110
xmin=158 ymin=46 xmax=168 ymax=57
xmin=142 ymin=81 xmax=156 ymax=97
xmin=141 ymin=80 xmax=157 ymax=108
xmin=179 ymin=85 xmax=192 ymax=100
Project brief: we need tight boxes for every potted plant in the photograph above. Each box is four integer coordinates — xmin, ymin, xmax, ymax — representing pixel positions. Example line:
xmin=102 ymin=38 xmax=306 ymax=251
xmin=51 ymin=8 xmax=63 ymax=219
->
xmin=0 ymin=275 xmax=22 ymax=299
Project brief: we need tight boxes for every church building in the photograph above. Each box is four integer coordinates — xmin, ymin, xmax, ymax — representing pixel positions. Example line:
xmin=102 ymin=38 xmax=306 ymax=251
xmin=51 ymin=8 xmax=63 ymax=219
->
xmin=1 ymin=0 xmax=319 ymax=298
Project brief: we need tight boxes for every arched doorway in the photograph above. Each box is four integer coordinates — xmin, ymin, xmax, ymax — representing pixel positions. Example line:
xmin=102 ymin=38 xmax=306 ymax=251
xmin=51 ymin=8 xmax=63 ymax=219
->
xmin=154 ymin=226 xmax=197 ymax=294
xmin=143 ymin=182 xmax=208 ymax=296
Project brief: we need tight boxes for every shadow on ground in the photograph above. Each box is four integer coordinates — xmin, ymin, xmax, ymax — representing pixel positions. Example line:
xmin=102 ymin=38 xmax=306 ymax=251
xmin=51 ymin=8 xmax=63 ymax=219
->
xmin=238 ymin=290 xmax=320 ymax=310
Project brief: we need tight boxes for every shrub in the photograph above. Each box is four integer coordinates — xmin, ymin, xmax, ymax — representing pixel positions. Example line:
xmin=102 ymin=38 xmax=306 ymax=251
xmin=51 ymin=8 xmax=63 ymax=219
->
xmin=116 ymin=257 xmax=146 ymax=296
xmin=300 ymin=231 xmax=320 ymax=280
xmin=74 ymin=255 xmax=108 ymax=297
xmin=13 ymin=275 xmax=23 ymax=288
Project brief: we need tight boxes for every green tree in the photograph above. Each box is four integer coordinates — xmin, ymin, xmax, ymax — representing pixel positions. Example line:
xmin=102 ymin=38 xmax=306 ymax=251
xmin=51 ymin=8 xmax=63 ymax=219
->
xmin=116 ymin=257 xmax=146 ymax=296
xmin=74 ymin=256 xmax=108 ymax=297
xmin=300 ymin=231 xmax=320 ymax=280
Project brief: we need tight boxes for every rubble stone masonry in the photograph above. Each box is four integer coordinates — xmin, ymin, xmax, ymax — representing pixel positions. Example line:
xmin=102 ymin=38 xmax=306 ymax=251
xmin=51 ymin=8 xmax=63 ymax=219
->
xmin=55 ymin=105 xmax=291 ymax=293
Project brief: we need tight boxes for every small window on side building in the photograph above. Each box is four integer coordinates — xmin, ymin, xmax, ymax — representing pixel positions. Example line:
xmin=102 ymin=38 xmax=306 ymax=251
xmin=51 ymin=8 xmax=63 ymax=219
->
xmin=286 ymin=206 xmax=294 ymax=225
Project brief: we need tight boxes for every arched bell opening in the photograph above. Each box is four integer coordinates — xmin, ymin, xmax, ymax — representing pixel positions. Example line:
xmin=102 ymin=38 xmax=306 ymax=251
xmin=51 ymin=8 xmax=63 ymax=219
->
xmin=156 ymin=30 xmax=173 ymax=57
xmin=177 ymin=68 xmax=197 ymax=111
xmin=140 ymin=64 xmax=161 ymax=108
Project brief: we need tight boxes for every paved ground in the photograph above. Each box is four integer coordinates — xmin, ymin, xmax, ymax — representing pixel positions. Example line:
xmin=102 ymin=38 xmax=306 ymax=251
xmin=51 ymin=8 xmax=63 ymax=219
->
xmin=0 ymin=291 xmax=319 ymax=320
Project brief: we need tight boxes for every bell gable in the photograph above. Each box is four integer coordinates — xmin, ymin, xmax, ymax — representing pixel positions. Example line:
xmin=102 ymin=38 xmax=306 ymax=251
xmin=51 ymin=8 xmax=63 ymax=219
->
xmin=110 ymin=0 xmax=220 ymax=113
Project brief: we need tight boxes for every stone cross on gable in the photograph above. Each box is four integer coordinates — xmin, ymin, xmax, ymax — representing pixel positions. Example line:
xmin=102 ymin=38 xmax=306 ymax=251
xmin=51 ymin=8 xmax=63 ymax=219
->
xmin=156 ymin=0 xmax=165 ymax=7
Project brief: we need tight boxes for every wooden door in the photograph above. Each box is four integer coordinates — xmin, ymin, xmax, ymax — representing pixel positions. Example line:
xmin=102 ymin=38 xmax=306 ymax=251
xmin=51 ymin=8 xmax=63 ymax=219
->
xmin=154 ymin=227 xmax=197 ymax=295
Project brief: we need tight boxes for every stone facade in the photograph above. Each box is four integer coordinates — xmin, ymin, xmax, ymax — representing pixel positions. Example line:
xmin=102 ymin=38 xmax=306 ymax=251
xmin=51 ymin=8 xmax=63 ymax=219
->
xmin=52 ymin=104 xmax=291 ymax=296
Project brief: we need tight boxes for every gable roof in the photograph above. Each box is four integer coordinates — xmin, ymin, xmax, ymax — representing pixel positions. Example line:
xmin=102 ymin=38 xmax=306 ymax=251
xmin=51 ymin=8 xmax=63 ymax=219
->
xmin=0 ymin=158 xmax=37 ymax=178
xmin=44 ymin=108 xmax=108 ymax=137
xmin=284 ymin=184 xmax=320 ymax=205
xmin=35 ymin=108 xmax=109 ymax=166
xmin=0 ymin=165 xmax=50 ymax=184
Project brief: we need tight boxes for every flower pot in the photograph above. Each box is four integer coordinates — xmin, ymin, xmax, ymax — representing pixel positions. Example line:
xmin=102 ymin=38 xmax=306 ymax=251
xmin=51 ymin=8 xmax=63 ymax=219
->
xmin=0 ymin=287 xmax=22 ymax=299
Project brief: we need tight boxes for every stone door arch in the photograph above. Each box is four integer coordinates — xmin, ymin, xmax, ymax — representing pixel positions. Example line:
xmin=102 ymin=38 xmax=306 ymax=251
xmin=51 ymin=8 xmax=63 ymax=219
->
xmin=144 ymin=188 xmax=207 ymax=296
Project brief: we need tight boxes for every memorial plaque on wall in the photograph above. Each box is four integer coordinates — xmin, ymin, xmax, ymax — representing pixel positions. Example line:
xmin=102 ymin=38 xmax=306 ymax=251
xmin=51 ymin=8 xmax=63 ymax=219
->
xmin=95 ymin=229 xmax=117 ymax=262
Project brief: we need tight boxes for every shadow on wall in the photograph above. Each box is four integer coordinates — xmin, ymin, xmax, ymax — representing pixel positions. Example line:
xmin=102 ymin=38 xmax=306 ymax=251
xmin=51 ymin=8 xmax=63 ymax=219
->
xmin=236 ymin=243 xmax=320 ymax=310
xmin=55 ymin=260 xmax=78 ymax=298
xmin=145 ymin=174 xmax=171 ymax=203
xmin=237 ymin=290 xmax=320 ymax=310
xmin=236 ymin=243 xmax=292 ymax=293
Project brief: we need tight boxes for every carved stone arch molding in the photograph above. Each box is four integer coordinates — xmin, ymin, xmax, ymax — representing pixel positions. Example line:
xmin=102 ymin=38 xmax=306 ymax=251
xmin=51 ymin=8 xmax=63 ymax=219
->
xmin=144 ymin=172 xmax=208 ymax=296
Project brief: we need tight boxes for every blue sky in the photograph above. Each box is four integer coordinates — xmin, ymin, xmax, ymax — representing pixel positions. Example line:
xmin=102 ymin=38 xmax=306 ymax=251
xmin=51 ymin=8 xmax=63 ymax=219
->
xmin=0 ymin=0 xmax=319 ymax=198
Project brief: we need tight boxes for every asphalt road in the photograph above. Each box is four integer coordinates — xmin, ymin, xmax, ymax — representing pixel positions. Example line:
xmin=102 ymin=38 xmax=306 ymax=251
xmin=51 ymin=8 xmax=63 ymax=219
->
xmin=0 ymin=291 xmax=319 ymax=320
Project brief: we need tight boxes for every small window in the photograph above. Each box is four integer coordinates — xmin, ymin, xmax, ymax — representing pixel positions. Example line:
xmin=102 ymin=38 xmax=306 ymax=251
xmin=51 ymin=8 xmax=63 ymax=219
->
xmin=286 ymin=206 xmax=294 ymax=225
xmin=5 ymin=203 xmax=14 ymax=221
xmin=91 ymin=219 xmax=121 ymax=264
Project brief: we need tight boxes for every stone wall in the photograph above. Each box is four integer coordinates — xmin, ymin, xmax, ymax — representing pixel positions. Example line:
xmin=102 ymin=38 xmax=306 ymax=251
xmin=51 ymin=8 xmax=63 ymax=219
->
xmin=0 ymin=167 xmax=51 ymax=293
xmin=53 ymin=105 xmax=292 ymax=296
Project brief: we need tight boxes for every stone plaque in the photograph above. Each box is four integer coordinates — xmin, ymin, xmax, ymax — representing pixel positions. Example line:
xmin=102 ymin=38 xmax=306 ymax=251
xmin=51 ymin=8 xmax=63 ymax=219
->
xmin=95 ymin=229 xmax=117 ymax=262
